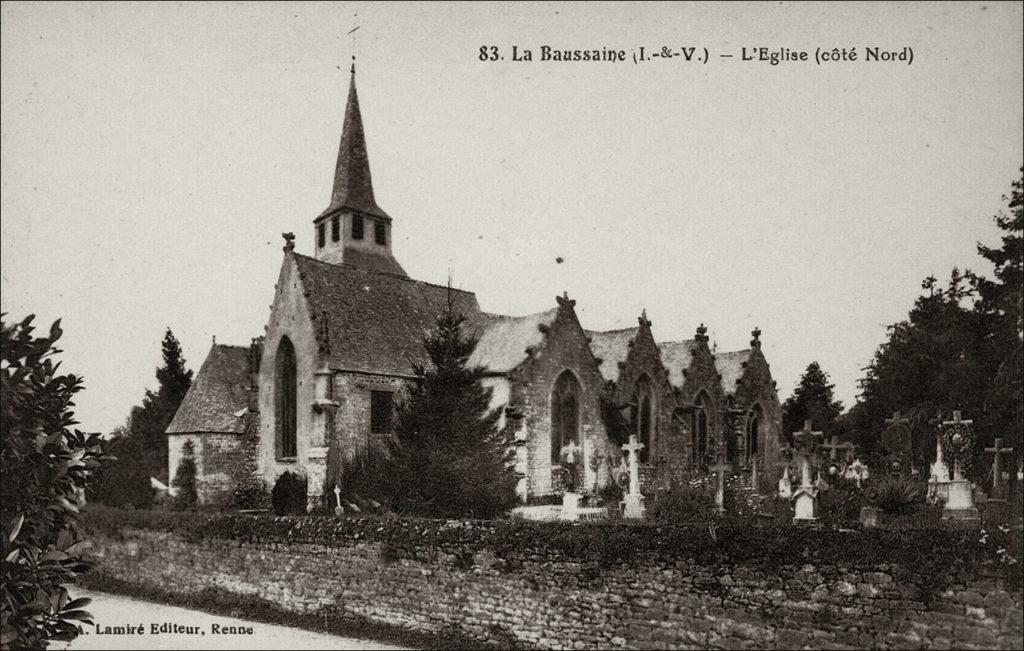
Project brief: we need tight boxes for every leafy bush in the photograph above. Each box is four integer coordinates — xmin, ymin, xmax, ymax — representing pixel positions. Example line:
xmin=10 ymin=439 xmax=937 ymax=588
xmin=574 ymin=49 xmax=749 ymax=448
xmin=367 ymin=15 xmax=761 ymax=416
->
xmin=818 ymin=484 xmax=871 ymax=526
xmin=1 ymin=315 xmax=111 ymax=647
xmin=232 ymin=480 xmax=270 ymax=511
xmin=271 ymin=472 xmax=308 ymax=515
xmin=870 ymin=475 xmax=925 ymax=514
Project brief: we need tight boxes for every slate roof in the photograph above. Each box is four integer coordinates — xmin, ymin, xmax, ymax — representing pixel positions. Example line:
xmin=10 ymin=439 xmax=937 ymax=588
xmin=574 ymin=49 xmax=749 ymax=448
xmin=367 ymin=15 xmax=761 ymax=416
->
xmin=585 ymin=327 xmax=640 ymax=383
xmin=658 ymin=340 xmax=701 ymax=388
xmin=293 ymin=253 xmax=483 ymax=376
xmin=166 ymin=344 xmax=252 ymax=434
xmin=715 ymin=349 xmax=753 ymax=396
xmin=343 ymin=247 xmax=408 ymax=277
xmin=318 ymin=70 xmax=389 ymax=221
xmin=467 ymin=309 xmax=559 ymax=373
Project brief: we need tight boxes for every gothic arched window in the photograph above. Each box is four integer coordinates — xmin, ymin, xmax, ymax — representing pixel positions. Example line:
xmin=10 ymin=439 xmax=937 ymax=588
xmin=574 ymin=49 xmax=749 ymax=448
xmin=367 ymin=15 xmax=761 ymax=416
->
xmin=692 ymin=391 xmax=709 ymax=464
xmin=746 ymin=403 xmax=763 ymax=464
xmin=276 ymin=337 xmax=297 ymax=459
xmin=633 ymin=375 xmax=655 ymax=463
xmin=550 ymin=370 xmax=580 ymax=464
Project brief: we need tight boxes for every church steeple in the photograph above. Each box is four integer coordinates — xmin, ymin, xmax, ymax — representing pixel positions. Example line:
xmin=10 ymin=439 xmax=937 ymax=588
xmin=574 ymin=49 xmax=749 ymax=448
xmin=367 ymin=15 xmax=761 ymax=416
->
xmin=319 ymin=66 xmax=389 ymax=221
xmin=312 ymin=65 xmax=406 ymax=277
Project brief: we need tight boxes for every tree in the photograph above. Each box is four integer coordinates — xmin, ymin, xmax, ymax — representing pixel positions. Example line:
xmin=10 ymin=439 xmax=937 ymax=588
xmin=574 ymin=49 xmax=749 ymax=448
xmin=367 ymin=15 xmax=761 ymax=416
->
xmin=91 ymin=329 xmax=192 ymax=507
xmin=386 ymin=296 xmax=521 ymax=519
xmin=845 ymin=270 xmax=990 ymax=470
xmin=1 ymin=315 xmax=110 ymax=648
xmin=972 ymin=167 xmax=1023 ymax=494
xmin=171 ymin=440 xmax=198 ymax=509
xmin=782 ymin=362 xmax=844 ymax=441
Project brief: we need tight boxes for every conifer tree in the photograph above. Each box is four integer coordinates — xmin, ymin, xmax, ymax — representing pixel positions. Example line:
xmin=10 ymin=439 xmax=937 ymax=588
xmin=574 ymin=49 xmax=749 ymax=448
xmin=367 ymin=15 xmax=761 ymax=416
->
xmin=386 ymin=296 xmax=520 ymax=519
xmin=171 ymin=440 xmax=198 ymax=509
xmin=782 ymin=362 xmax=845 ymax=440
xmin=91 ymin=329 xmax=192 ymax=507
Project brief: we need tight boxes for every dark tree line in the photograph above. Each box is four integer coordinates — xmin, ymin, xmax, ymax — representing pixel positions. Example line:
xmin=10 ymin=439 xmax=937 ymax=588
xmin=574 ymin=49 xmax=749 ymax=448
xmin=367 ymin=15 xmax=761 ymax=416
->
xmin=843 ymin=168 xmax=1023 ymax=486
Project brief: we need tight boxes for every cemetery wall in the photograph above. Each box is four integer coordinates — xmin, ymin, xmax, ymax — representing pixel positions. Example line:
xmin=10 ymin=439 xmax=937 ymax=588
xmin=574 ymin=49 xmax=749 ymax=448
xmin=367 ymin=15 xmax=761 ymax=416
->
xmin=82 ymin=509 xmax=1023 ymax=650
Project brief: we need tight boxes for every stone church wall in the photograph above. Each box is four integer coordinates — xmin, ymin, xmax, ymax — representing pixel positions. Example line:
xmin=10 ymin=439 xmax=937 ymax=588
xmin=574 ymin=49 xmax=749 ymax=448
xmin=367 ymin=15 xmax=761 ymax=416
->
xmin=83 ymin=511 xmax=1023 ymax=650
xmin=511 ymin=304 xmax=609 ymax=497
xmin=257 ymin=254 xmax=322 ymax=496
xmin=166 ymin=433 xmax=245 ymax=506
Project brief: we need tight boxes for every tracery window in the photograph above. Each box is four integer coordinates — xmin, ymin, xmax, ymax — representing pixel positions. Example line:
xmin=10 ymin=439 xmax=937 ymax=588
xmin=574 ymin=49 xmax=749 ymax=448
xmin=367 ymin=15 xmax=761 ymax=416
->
xmin=550 ymin=370 xmax=580 ymax=464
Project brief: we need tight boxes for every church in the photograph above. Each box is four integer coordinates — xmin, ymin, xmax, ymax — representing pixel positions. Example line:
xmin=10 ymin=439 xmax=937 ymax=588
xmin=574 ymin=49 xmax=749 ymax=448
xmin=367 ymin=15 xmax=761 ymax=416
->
xmin=165 ymin=68 xmax=784 ymax=508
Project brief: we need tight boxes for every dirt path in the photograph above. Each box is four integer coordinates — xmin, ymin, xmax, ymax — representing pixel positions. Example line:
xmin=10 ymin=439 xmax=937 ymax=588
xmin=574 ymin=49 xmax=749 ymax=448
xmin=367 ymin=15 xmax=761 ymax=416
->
xmin=57 ymin=589 xmax=410 ymax=650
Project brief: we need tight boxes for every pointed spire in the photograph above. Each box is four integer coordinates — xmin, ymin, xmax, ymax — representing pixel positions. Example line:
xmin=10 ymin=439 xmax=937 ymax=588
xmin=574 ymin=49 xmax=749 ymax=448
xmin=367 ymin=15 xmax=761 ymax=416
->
xmin=318 ymin=68 xmax=389 ymax=220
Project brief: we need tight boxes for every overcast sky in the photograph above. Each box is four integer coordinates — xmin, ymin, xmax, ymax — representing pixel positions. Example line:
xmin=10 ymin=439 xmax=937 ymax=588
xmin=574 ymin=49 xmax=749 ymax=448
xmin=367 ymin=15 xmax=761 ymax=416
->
xmin=2 ymin=1 xmax=1022 ymax=435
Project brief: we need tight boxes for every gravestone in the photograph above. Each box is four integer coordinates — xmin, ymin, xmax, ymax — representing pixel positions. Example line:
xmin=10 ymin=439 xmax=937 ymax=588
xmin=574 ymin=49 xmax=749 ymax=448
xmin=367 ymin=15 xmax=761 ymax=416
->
xmin=927 ymin=412 xmax=952 ymax=503
xmin=559 ymin=441 xmax=582 ymax=521
xmin=621 ymin=435 xmax=646 ymax=519
xmin=709 ymin=453 xmax=732 ymax=514
xmin=882 ymin=411 xmax=913 ymax=468
xmin=984 ymin=438 xmax=1014 ymax=500
xmin=791 ymin=420 xmax=824 ymax=522
xmin=333 ymin=484 xmax=343 ymax=517
xmin=940 ymin=411 xmax=980 ymax=524
xmin=778 ymin=466 xmax=793 ymax=499
xmin=844 ymin=459 xmax=870 ymax=489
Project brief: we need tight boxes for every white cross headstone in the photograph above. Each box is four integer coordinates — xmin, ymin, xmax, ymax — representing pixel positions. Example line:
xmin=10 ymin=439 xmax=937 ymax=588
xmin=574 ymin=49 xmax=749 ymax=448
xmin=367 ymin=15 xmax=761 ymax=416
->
xmin=939 ymin=411 xmax=980 ymax=523
xmin=621 ymin=435 xmax=646 ymax=519
xmin=778 ymin=467 xmax=793 ymax=498
xmin=709 ymin=453 xmax=732 ymax=514
xmin=333 ymin=484 xmax=343 ymax=517
xmin=791 ymin=420 xmax=823 ymax=522
xmin=559 ymin=440 xmax=583 ymax=520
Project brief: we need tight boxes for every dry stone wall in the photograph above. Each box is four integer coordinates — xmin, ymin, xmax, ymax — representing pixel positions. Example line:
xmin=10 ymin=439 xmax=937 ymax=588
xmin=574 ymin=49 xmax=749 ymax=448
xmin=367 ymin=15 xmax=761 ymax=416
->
xmin=83 ymin=511 xmax=1023 ymax=650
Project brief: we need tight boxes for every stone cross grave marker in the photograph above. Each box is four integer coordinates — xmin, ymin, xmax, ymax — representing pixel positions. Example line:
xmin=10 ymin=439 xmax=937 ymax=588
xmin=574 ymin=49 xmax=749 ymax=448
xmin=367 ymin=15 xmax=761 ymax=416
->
xmin=560 ymin=440 xmax=582 ymax=493
xmin=942 ymin=411 xmax=973 ymax=481
xmin=939 ymin=411 xmax=980 ymax=523
xmin=984 ymin=438 xmax=1014 ymax=500
xmin=621 ymin=435 xmax=646 ymax=519
xmin=559 ymin=440 xmax=583 ymax=520
xmin=883 ymin=411 xmax=913 ymax=471
xmin=750 ymin=456 xmax=759 ymax=490
xmin=778 ymin=466 xmax=793 ymax=499
xmin=709 ymin=453 xmax=733 ymax=514
xmin=791 ymin=420 xmax=824 ymax=522
xmin=333 ymin=484 xmax=343 ymax=517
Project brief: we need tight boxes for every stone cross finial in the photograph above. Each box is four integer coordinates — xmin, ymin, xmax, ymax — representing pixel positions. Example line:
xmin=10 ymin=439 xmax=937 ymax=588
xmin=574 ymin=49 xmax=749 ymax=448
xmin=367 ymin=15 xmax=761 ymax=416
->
xmin=984 ymin=438 xmax=1015 ymax=499
xmin=750 ymin=327 xmax=762 ymax=348
xmin=282 ymin=232 xmax=296 ymax=251
xmin=556 ymin=291 xmax=576 ymax=308
xmin=696 ymin=323 xmax=708 ymax=342
xmin=639 ymin=309 xmax=652 ymax=328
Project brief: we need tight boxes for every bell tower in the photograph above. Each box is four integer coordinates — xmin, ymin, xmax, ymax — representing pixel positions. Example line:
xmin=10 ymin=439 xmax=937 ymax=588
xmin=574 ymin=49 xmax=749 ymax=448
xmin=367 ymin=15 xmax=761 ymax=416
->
xmin=313 ymin=65 xmax=406 ymax=277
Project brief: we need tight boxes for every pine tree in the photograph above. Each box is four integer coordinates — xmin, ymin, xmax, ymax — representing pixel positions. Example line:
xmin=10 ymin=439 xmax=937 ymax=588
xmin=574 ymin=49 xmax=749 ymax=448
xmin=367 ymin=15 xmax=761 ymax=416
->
xmin=91 ymin=329 xmax=192 ymax=507
xmin=972 ymin=167 xmax=1023 ymax=494
xmin=171 ymin=440 xmax=198 ymax=509
xmin=846 ymin=269 xmax=992 ymax=472
xmin=782 ymin=362 xmax=844 ymax=440
xmin=386 ymin=296 xmax=520 ymax=519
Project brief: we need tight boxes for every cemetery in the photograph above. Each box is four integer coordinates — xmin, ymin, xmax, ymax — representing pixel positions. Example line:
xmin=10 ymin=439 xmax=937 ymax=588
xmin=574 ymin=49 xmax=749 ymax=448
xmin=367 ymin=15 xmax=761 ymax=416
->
xmin=79 ymin=408 xmax=1024 ymax=649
